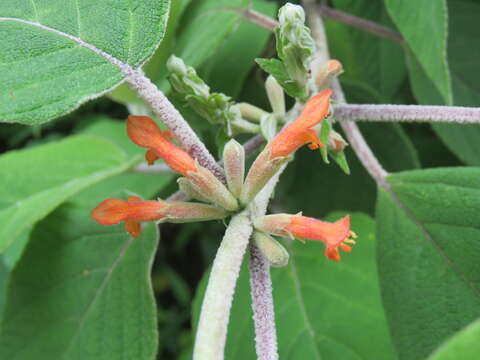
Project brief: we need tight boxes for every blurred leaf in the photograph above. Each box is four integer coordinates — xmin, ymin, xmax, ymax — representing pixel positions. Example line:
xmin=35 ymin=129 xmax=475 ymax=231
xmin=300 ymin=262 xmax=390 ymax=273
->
xmin=427 ymin=318 xmax=480 ymax=360
xmin=199 ymin=1 xmax=276 ymax=98
xmin=193 ymin=213 xmax=397 ymax=359
xmin=376 ymin=167 xmax=480 ymax=360
xmin=256 ymin=58 xmax=304 ymax=99
xmin=0 ymin=173 xmax=162 ymax=359
xmin=328 ymin=0 xmax=407 ymax=103
xmin=385 ymin=0 xmax=452 ymax=104
xmin=277 ymin=123 xmax=420 ymax=216
xmin=176 ymin=0 xmax=249 ymax=68
xmin=0 ymin=135 xmax=140 ymax=253
xmin=0 ymin=0 xmax=170 ymax=124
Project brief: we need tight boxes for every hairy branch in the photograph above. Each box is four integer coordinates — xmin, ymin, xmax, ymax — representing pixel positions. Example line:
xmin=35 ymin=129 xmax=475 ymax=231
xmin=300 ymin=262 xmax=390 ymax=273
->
xmin=219 ymin=7 xmax=278 ymax=31
xmin=333 ymin=103 xmax=480 ymax=124
xmin=193 ymin=211 xmax=253 ymax=360
xmin=317 ymin=5 xmax=404 ymax=44
xmin=249 ymin=244 xmax=278 ymax=360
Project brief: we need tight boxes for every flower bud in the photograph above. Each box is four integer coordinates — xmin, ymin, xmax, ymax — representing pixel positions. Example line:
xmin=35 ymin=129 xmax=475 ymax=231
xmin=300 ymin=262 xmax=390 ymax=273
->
xmin=328 ymin=129 xmax=348 ymax=152
xmin=187 ymin=161 xmax=239 ymax=211
xmin=275 ymin=3 xmax=314 ymax=92
xmin=238 ymin=103 xmax=268 ymax=123
xmin=265 ymin=75 xmax=285 ymax=118
xmin=177 ymin=177 xmax=211 ymax=203
xmin=160 ymin=202 xmax=228 ymax=223
xmin=223 ymin=139 xmax=245 ymax=198
xmin=167 ymin=55 xmax=210 ymax=98
xmin=240 ymin=147 xmax=289 ymax=205
xmin=278 ymin=3 xmax=305 ymax=24
xmin=315 ymin=60 xmax=343 ymax=92
xmin=253 ymin=231 xmax=289 ymax=267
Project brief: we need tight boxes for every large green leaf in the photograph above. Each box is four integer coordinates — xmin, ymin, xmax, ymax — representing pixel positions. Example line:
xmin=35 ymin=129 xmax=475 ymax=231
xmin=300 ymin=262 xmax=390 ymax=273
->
xmin=0 ymin=0 xmax=170 ymax=124
xmin=0 ymin=135 xmax=138 ymax=253
xmin=0 ymin=172 xmax=165 ymax=359
xmin=376 ymin=167 xmax=480 ymax=360
xmin=385 ymin=0 xmax=452 ymax=104
xmin=193 ymin=213 xmax=397 ymax=359
xmin=427 ymin=318 xmax=480 ymax=360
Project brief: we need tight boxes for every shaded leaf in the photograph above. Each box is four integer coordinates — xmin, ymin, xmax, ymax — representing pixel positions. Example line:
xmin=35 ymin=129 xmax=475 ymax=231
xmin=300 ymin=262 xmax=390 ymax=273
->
xmin=376 ymin=167 xmax=480 ymax=360
xmin=385 ymin=0 xmax=452 ymax=104
xmin=0 ymin=172 xmax=164 ymax=359
xmin=0 ymin=135 xmax=139 ymax=253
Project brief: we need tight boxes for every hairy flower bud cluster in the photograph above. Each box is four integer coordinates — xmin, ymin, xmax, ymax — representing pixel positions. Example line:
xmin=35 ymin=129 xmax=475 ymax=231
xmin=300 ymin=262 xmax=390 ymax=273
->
xmin=167 ymin=55 xmax=259 ymax=136
xmin=275 ymin=3 xmax=315 ymax=98
xmin=91 ymin=88 xmax=356 ymax=262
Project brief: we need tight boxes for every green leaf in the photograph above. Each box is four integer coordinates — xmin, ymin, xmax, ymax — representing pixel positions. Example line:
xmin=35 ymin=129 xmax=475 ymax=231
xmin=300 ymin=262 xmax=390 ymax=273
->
xmin=176 ymin=0 xmax=248 ymax=68
xmin=427 ymin=318 xmax=480 ymax=360
xmin=0 ymin=173 xmax=162 ymax=359
xmin=255 ymin=58 xmax=305 ymax=99
xmin=406 ymin=0 xmax=480 ymax=166
xmin=0 ymin=135 xmax=137 ymax=253
xmin=193 ymin=213 xmax=397 ymax=359
xmin=385 ymin=0 xmax=452 ymax=104
xmin=0 ymin=0 xmax=170 ymax=124
xmin=376 ymin=167 xmax=480 ymax=360
xmin=328 ymin=0 xmax=407 ymax=103
xmin=330 ymin=149 xmax=350 ymax=175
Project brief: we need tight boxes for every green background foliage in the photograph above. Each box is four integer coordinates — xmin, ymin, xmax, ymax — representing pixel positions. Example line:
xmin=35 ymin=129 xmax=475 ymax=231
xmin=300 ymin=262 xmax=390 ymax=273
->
xmin=0 ymin=0 xmax=479 ymax=359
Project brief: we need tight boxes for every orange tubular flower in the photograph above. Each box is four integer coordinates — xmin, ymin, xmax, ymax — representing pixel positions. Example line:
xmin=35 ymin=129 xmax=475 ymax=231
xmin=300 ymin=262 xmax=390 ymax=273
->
xmin=91 ymin=196 xmax=166 ymax=238
xmin=127 ymin=116 xmax=196 ymax=176
xmin=254 ymin=214 xmax=356 ymax=261
xmin=127 ymin=116 xmax=238 ymax=211
xmin=91 ymin=196 xmax=229 ymax=237
xmin=240 ymin=90 xmax=332 ymax=204
xmin=269 ymin=89 xmax=332 ymax=157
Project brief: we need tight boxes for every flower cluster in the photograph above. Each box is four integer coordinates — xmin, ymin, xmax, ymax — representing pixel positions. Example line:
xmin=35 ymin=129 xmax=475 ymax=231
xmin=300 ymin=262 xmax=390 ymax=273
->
xmin=91 ymin=89 xmax=356 ymax=261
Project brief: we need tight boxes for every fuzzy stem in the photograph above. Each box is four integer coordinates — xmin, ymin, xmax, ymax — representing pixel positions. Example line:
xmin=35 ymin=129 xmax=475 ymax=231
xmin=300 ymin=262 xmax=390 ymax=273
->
xmin=219 ymin=7 xmax=278 ymax=31
xmin=193 ymin=210 xmax=253 ymax=360
xmin=249 ymin=244 xmax=278 ymax=360
xmin=125 ymin=70 xmax=225 ymax=182
xmin=333 ymin=103 xmax=480 ymax=124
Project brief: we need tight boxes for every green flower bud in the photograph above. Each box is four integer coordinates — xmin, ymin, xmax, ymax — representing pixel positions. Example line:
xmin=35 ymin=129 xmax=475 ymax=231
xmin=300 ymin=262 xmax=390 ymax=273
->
xmin=223 ymin=139 xmax=245 ymax=198
xmin=253 ymin=231 xmax=289 ymax=267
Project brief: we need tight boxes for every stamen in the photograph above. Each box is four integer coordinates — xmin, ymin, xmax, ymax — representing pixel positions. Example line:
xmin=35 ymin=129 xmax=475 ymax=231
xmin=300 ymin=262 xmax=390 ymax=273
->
xmin=349 ymin=230 xmax=358 ymax=238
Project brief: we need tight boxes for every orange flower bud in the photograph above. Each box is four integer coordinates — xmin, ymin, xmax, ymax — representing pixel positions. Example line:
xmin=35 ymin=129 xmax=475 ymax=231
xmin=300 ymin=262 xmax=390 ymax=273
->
xmin=240 ymin=90 xmax=332 ymax=204
xmin=91 ymin=196 xmax=228 ymax=237
xmin=127 ymin=116 xmax=196 ymax=175
xmin=254 ymin=213 xmax=356 ymax=261
xmin=315 ymin=60 xmax=343 ymax=92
